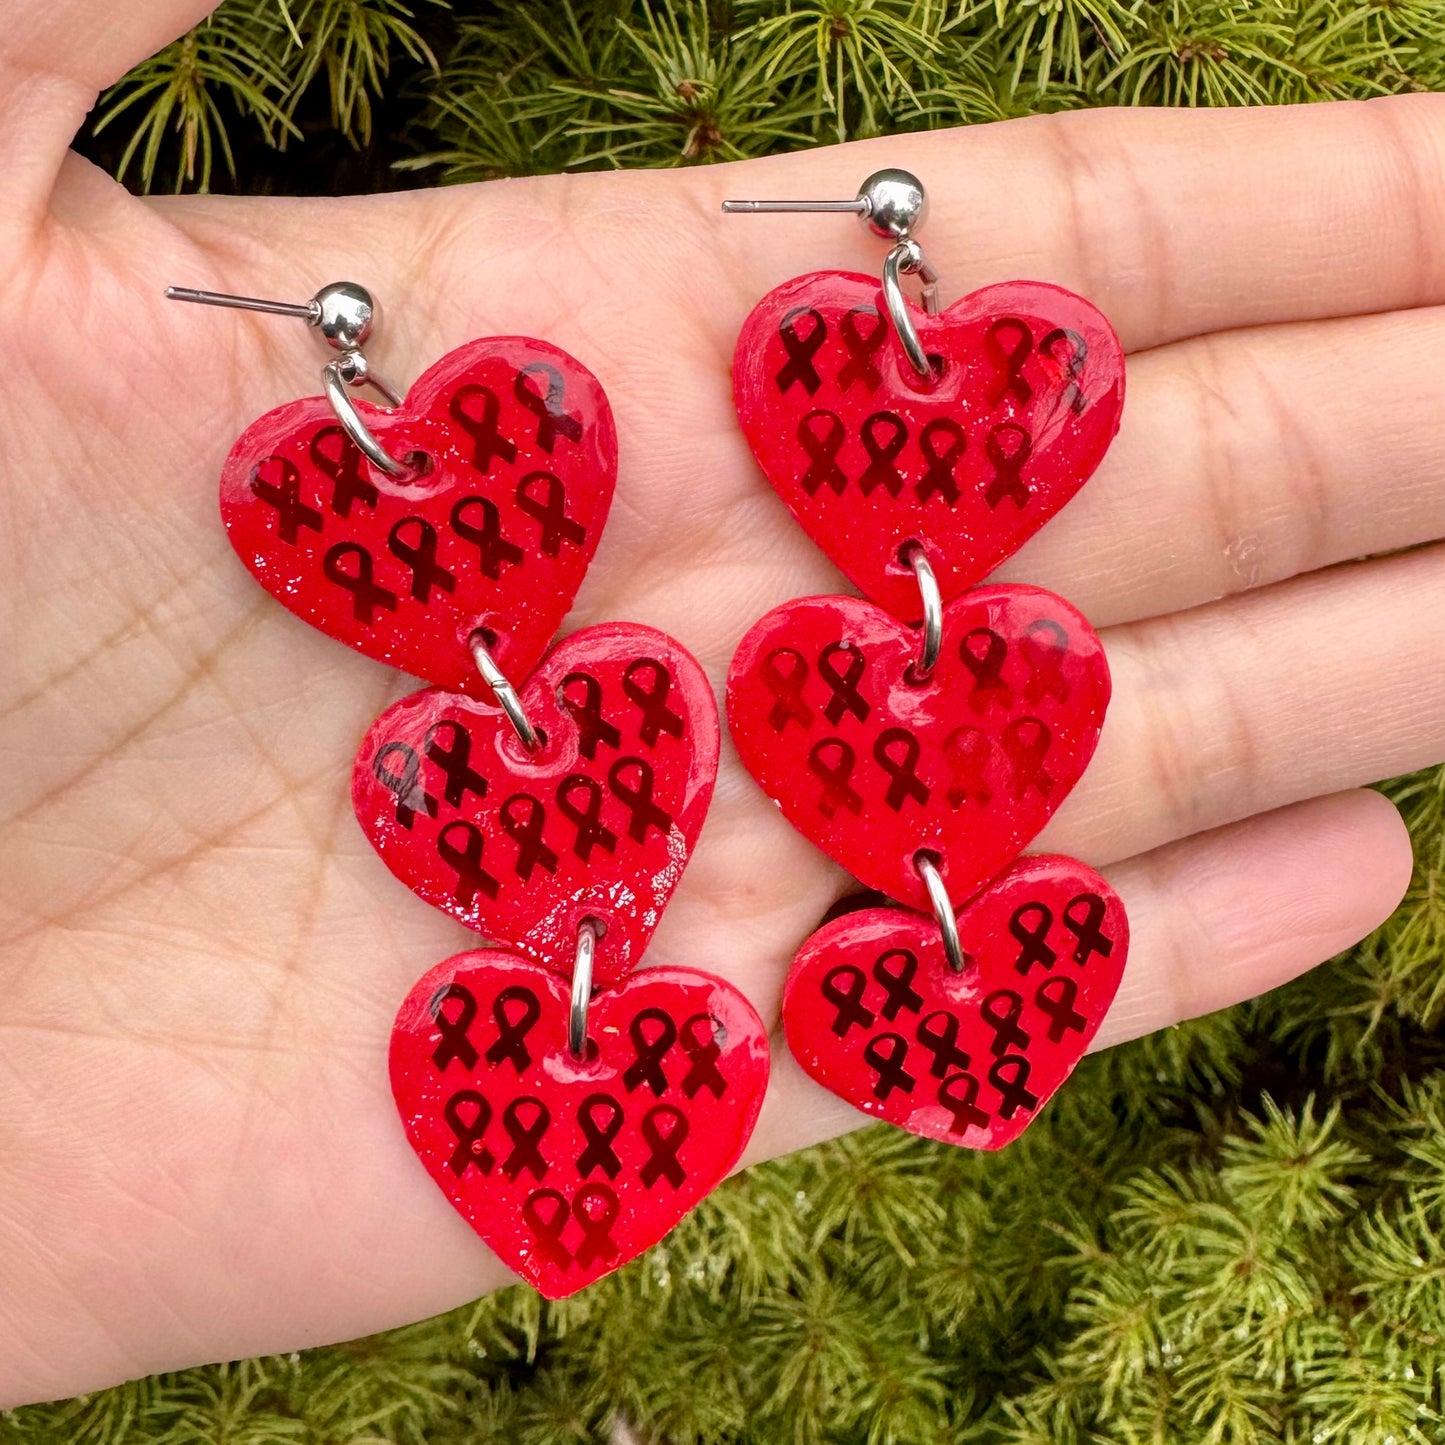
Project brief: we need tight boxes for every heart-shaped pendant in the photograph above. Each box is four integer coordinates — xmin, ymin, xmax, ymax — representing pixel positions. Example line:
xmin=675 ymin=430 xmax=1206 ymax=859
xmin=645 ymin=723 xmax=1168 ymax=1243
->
xmin=727 ymin=586 xmax=1109 ymax=910
xmin=391 ymin=950 xmax=769 ymax=1297
xmin=782 ymin=856 xmax=1127 ymax=1149
xmin=354 ymin=624 xmax=719 ymax=986
xmin=732 ymin=273 xmax=1124 ymax=618
xmin=222 ymin=337 xmax=616 ymax=694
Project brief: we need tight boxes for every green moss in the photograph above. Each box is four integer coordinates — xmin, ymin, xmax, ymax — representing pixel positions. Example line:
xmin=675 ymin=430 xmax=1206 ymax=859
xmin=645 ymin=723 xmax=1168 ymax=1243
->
xmin=15 ymin=4 xmax=1445 ymax=1440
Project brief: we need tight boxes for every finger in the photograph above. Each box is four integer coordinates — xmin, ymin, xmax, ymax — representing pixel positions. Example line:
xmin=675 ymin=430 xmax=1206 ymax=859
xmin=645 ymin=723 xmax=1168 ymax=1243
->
xmin=600 ymin=534 xmax=1445 ymax=1017
xmin=697 ymin=94 xmax=1445 ymax=355
xmin=1043 ymin=542 xmax=1445 ymax=866
xmin=163 ymin=95 xmax=1445 ymax=364
xmin=629 ymin=299 xmax=1445 ymax=642
xmin=991 ymin=303 xmax=1445 ymax=627
xmin=205 ymin=784 xmax=1411 ymax=1382
xmin=0 ymin=0 xmax=215 ymax=233
xmin=0 ymin=779 xmax=1398 ymax=1408
xmin=744 ymin=786 xmax=1413 ymax=1162
xmin=184 ymin=101 xmax=1445 ymax=650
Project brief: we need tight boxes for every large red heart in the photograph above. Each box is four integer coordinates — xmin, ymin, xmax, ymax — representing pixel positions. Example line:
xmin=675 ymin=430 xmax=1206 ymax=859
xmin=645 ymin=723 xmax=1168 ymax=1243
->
xmin=221 ymin=337 xmax=616 ymax=695
xmin=727 ymin=586 xmax=1110 ymax=910
xmin=782 ymin=856 xmax=1127 ymax=1149
xmin=353 ymin=624 xmax=719 ymax=987
xmin=391 ymin=950 xmax=769 ymax=1297
xmin=732 ymin=273 xmax=1124 ymax=617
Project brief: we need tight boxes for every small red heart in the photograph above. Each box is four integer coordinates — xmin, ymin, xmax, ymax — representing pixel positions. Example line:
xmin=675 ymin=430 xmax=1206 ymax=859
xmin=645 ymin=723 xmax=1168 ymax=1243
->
xmin=727 ymin=587 xmax=1109 ymax=910
xmin=733 ymin=273 xmax=1124 ymax=616
xmin=391 ymin=950 xmax=769 ymax=1297
xmin=222 ymin=337 xmax=616 ymax=694
xmin=354 ymin=624 xmax=719 ymax=987
xmin=782 ymin=856 xmax=1127 ymax=1149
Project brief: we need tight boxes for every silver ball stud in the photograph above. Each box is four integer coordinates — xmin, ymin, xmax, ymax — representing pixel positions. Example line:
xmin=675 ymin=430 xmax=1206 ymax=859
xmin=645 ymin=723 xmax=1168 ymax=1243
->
xmin=311 ymin=281 xmax=378 ymax=352
xmin=856 ymin=169 xmax=928 ymax=240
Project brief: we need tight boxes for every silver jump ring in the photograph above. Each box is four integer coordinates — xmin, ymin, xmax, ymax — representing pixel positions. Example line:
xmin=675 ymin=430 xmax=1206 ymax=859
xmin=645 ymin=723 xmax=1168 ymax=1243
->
xmin=569 ymin=920 xmax=598 ymax=1058
xmin=165 ymin=281 xmax=415 ymax=477
xmin=322 ymin=355 xmax=412 ymax=479
xmin=905 ymin=544 xmax=942 ymax=680
xmin=469 ymin=634 xmax=541 ymax=751
xmin=916 ymin=853 xmax=966 ymax=974
xmin=882 ymin=239 xmax=942 ymax=381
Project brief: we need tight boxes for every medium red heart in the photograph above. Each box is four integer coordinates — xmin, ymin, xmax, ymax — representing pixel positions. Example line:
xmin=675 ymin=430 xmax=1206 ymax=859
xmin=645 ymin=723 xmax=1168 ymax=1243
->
xmin=354 ymin=624 xmax=719 ymax=987
xmin=221 ymin=337 xmax=616 ymax=695
xmin=732 ymin=273 xmax=1124 ymax=616
xmin=782 ymin=856 xmax=1127 ymax=1149
xmin=727 ymin=587 xmax=1110 ymax=910
xmin=391 ymin=950 xmax=769 ymax=1297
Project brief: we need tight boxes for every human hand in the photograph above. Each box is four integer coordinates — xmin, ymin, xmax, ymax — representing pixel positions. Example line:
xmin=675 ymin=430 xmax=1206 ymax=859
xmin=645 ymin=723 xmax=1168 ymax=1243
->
xmin=2 ymin=0 xmax=1439 ymax=1406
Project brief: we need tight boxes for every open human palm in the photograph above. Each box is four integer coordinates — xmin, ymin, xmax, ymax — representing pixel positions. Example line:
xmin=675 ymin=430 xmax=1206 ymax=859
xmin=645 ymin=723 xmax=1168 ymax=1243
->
xmin=3 ymin=0 xmax=1444 ymax=1408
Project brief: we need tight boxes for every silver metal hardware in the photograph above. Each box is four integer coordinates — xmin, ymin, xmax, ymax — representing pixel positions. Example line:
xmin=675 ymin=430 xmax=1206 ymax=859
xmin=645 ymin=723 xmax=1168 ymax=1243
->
xmin=165 ymin=281 xmax=414 ymax=476
xmin=722 ymin=168 xmax=940 ymax=380
xmin=905 ymin=544 xmax=943 ymax=680
xmin=569 ymin=920 xmax=598 ymax=1058
xmin=470 ymin=633 xmax=541 ymax=753
xmin=916 ymin=853 xmax=965 ymax=974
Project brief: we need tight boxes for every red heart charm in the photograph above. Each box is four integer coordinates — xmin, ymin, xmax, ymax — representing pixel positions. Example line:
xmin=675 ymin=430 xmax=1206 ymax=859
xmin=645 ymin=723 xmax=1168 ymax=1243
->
xmin=354 ymin=624 xmax=719 ymax=986
xmin=391 ymin=950 xmax=769 ymax=1297
xmin=222 ymin=337 xmax=616 ymax=694
xmin=727 ymin=586 xmax=1109 ymax=910
xmin=782 ymin=856 xmax=1127 ymax=1149
xmin=733 ymin=273 xmax=1124 ymax=617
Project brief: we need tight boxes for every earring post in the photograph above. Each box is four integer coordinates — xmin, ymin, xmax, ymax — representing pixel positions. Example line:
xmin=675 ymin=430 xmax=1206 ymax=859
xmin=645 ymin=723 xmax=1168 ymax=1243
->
xmin=164 ymin=287 xmax=317 ymax=321
xmin=720 ymin=199 xmax=869 ymax=215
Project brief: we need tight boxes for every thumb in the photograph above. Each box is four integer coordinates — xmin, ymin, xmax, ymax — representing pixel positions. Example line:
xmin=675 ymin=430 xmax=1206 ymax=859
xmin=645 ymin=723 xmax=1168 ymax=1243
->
xmin=0 ymin=0 xmax=218 ymax=235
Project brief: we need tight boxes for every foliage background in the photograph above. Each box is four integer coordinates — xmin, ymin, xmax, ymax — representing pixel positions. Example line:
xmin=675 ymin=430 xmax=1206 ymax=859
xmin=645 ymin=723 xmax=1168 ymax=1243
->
xmin=8 ymin=2 xmax=1445 ymax=1441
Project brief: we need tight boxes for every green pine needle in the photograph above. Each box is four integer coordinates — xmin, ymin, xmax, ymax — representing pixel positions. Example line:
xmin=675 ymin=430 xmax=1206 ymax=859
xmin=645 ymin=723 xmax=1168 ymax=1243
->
xmin=28 ymin=4 xmax=1445 ymax=1441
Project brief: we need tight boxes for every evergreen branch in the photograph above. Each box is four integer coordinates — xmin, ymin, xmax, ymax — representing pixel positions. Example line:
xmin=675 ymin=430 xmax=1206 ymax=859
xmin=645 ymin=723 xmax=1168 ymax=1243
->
xmin=93 ymin=9 xmax=301 ymax=192
xmin=272 ymin=0 xmax=443 ymax=147
xmin=46 ymin=3 xmax=1445 ymax=1439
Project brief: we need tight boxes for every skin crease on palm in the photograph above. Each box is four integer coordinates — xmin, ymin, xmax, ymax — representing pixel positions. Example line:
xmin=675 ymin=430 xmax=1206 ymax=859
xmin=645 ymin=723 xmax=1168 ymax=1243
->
xmin=5 ymin=0 xmax=1445 ymax=1409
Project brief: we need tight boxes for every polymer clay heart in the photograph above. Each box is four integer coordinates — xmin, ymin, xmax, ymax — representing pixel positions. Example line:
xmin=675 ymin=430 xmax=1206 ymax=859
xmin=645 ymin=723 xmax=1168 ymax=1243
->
xmin=782 ymin=856 xmax=1127 ymax=1149
xmin=732 ymin=273 xmax=1124 ymax=618
xmin=727 ymin=586 xmax=1109 ymax=910
xmin=354 ymin=624 xmax=719 ymax=986
xmin=391 ymin=950 xmax=769 ymax=1297
xmin=222 ymin=337 xmax=616 ymax=694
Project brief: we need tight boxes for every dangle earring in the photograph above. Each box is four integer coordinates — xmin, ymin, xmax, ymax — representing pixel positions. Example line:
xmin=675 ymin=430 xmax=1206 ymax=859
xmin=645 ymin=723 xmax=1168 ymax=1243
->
xmin=171 ymin=283 xmax=768 ymax=1295
xmin=720 ymin=172 xmax=1128 ymax=1149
